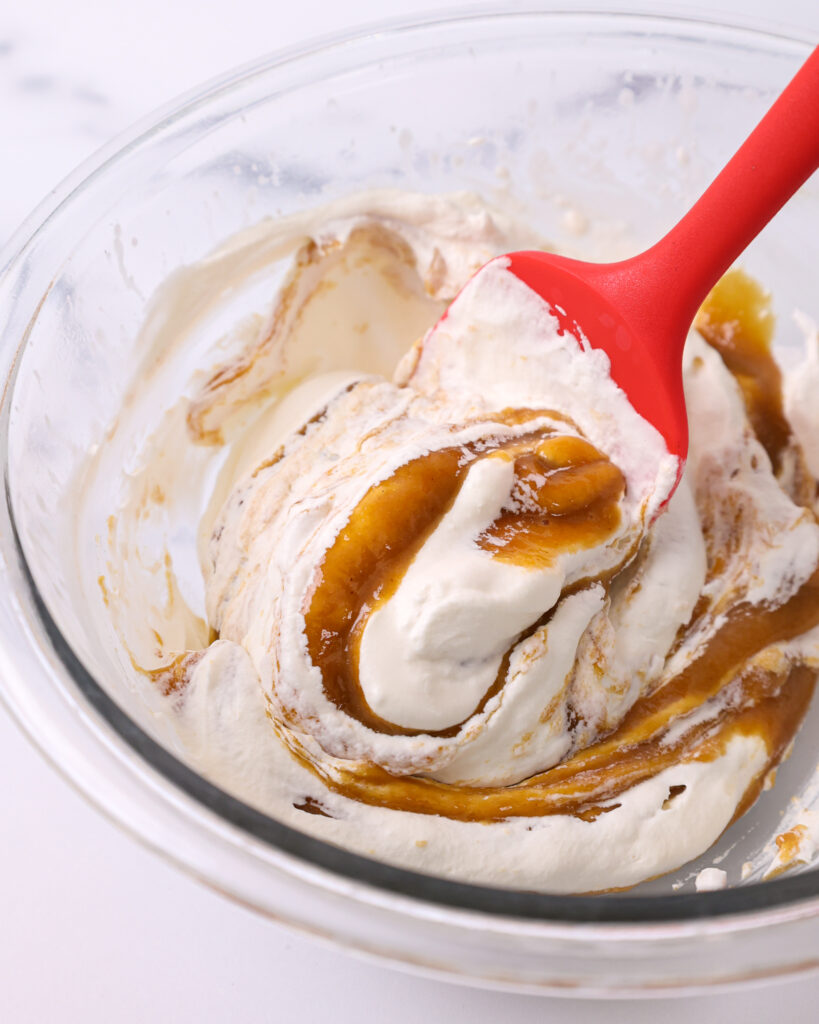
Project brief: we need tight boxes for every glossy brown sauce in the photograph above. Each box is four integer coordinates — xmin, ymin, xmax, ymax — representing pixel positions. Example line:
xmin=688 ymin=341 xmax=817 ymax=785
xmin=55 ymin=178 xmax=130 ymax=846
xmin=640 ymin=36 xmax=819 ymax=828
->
xmin=773 ymin=823 xmax=810 ymax=867
xmin=694 ymin=269 xmax=790 ymax=472
xmin=288 ymin=573 xmax=819 ymax=821
xmin=306 ymin=444 xmax=465 ymax=737
xmin=479 ymin=439 xmax=625 ymax=568
xmin=304 ymin=422 xmax=625 ymax=736
xmin=292 ymin=268 xmax=819 ymax=826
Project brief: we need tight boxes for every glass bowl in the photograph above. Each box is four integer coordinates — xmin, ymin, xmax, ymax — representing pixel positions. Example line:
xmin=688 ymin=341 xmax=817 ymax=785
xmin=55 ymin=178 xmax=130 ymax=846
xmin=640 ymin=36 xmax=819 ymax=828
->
xmin=2 ymin=8 xmax=819 ymax=997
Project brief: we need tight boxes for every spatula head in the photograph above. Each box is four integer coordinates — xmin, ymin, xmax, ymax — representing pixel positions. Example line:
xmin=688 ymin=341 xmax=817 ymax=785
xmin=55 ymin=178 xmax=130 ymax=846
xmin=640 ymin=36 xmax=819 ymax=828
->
xmin=507 ymin=250 xmax=689 ymax=475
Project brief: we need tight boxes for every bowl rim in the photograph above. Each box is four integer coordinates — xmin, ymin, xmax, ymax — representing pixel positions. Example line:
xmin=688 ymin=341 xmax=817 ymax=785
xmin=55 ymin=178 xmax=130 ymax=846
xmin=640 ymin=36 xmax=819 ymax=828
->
xmin=2 ymin=4 xmax=819 ymax=931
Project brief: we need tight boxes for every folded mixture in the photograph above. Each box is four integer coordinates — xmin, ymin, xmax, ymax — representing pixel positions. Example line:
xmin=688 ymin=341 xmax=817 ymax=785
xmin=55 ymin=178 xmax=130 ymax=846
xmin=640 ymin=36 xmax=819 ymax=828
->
xmin=87 ymin=191 xmax=819 ymax=893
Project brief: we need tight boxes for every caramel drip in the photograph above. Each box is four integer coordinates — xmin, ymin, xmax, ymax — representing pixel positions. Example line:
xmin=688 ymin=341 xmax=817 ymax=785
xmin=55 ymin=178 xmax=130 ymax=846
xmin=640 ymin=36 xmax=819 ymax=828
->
xmin=305 ymin=423 xmax=624 ymax=736
xmin=694 ymin=269 xmax=790 ymax=472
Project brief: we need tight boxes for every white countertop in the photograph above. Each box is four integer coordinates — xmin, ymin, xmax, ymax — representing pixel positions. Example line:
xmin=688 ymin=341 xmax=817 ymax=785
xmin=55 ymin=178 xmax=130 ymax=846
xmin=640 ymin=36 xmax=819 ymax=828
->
xmin=2 ymin=1 xmax=819 ymax=1020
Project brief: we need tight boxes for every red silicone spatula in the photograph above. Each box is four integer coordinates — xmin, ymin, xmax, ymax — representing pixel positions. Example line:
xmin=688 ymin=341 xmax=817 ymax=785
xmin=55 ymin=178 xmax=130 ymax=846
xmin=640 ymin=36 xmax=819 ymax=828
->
xmin=499 ymin=45 xmax=819 ymax=493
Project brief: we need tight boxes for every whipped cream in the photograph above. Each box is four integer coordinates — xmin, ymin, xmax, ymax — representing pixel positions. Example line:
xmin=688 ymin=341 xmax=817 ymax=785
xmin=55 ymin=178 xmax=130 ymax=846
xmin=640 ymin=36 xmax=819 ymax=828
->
xmin=695 ymin=867 xmax=728 ymax=892
xmin=83 ymin=190 xmax=819 ymax=894
xmin=205 ymin=258 xmax=683 ymax=785
xmin=785 ymin=311 xmax=819 ymax=483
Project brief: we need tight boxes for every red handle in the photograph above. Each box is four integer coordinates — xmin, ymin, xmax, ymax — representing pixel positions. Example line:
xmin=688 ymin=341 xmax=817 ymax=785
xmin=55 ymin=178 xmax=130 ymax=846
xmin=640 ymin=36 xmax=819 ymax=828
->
xmin=589 ymin=45 xmax=819 ymax=365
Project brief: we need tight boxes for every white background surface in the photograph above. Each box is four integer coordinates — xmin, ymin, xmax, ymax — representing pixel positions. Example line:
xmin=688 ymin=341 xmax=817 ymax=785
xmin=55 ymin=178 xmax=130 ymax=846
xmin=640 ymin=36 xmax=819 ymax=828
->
xmin=2 ymin=1 xmax=819 ymax=1020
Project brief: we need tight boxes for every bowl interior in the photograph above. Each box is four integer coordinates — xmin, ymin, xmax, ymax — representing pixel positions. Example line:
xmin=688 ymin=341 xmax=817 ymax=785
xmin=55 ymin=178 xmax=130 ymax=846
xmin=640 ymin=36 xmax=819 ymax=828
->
xmin=5 ymin=12 xmax=819 ymax=910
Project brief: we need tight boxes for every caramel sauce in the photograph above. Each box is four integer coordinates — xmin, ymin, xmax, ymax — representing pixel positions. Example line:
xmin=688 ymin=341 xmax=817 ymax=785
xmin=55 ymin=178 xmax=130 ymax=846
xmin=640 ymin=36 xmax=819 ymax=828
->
xmin=481 ymin=449 xmax=625 ymax=569
xmin=694 ymin=269 xmax=790 ymax=472
xmin=306 ymin=445 xmax=465 ymax=737
xmin=287 ymin=573 xmax=819 ymax=822
xmin=775 ymin=824 xmax=809 ymax=862
xmin=304 ymin=424 xmax=624 ymax=736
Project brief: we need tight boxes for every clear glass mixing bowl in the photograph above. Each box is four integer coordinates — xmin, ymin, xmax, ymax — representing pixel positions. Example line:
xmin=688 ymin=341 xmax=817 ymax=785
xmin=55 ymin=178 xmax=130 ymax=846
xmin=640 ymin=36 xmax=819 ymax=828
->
xmin=1 ymin=8 xmax=819 ymax=997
